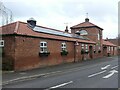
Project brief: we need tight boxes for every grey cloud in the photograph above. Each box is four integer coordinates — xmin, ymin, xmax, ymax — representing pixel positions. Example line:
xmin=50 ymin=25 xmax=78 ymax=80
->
xmin=3 ymin=0 xmax=117 ymax=23
xmin=4 ymin=2 xmax=47 ymax=18
xmin=82 ymin=2 xmax=117 ymax=22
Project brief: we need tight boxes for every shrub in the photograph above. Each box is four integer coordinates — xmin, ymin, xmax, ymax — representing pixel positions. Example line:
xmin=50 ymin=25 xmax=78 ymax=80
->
xmin=81 ymin=49 xmax=85 ymax=54
xmin=61 ymin=50 xmax=68 ymax=56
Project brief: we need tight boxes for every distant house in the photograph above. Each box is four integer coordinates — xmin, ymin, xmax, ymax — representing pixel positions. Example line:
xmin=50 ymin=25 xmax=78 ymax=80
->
xmin=0 ymin=18 xmax=118 ymax=71
xmin=106 ymin=38 xmax=120 ymax=54
xmin=106 ymin=38 xmax=118 ymax=46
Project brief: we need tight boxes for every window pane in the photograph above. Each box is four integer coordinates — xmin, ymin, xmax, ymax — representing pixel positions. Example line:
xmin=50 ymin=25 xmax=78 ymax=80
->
xmin=41 ymin=48 xmax=44 ymax=51
xmin=44 ymin=43 xmax=47 ymax=46
xmin=1 ymin=42 xmax=3 ymax=45
xmin=41 ymin=43 xmax=43 ymax=46
xmin=81 ymin=44 xmax=84 ymax=46
xmin=44 ymin=48 xmax=47 ymax=51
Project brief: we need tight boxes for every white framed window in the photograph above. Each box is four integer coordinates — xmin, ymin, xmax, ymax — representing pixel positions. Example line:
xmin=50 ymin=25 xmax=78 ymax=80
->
xmin=85 ymin=44 xmax=88 ymax=51
xmin=98 ymin=46 xmax=101 ymax=50
xmin=81 ymin=44 xmax=84 ymax=49
xmin=40 ymin=41 xmax=48 ymax=53
xmin=61 ymin=42 xmax=67 ymax=51
xmin=111 ymin=47 xmax=113 ymax=51
xmin=108 ymin=46 xmax=111 ymax=51
xmin=0 ymin=40 xmax=4 ymax=47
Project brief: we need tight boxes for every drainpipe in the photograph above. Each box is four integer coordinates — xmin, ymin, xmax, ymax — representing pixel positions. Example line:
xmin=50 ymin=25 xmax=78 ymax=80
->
xmin=74 ymin=41 xmax=79 ymax=62
xmin=74 ymin=42 xmax=76 ymax=63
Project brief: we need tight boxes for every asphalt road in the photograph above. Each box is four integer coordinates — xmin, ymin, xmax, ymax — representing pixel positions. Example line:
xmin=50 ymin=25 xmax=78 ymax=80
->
xmin=3 ymin=56 xmax=118 ymax=89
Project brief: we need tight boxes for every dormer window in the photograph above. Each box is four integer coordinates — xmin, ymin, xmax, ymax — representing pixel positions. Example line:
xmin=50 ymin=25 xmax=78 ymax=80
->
xmin=79 ymin=30 xmax=88 ymax=35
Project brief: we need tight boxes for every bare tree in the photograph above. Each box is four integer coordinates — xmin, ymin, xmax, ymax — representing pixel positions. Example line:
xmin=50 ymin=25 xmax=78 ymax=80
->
xmin=0 ymin=1 xmax=13 ymax=26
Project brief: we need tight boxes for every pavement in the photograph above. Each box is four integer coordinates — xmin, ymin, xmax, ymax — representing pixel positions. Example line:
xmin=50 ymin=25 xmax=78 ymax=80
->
xmin=2 ymin=56 xmax=118 ymax=86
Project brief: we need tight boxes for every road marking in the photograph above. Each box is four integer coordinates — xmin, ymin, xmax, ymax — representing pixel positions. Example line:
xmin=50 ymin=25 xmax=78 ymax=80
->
xmin=111 ymin=65 xmax=118 ymax=69
xmin=101 ymin=65 xmax=110 ymax=70
xmin=46 ymin=81 xmax=73 ymax=90
xmin=103 ymin=70 xmax=118 ymax=79
xmin=88 ymin=70 xmax=106 ymax=78
xmin=2 ymin=73 xmax=46 ymax=86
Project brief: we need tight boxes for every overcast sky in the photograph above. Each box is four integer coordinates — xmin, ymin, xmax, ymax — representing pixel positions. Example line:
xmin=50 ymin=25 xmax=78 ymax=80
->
xmin=2 ymin=0 xmax=119 ymax=39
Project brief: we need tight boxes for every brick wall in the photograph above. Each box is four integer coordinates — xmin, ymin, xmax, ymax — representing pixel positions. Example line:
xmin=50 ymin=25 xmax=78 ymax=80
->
xmin=2 ymin=36 xmax=15 ymax=70
xmin=14 ymin=36 xmax=75 ymax=71
xmin=71 ymin=27 xmax=103 ymax=59
xmin=2 ymin=35 xmax=105 ymax=71
xmin=71 ymin=27 xmax=102 ymax=44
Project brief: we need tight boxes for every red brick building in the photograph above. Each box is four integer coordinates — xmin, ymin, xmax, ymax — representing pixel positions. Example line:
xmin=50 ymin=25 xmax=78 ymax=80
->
xmin=0 ymin=18 xmax=118 ymax=71
xmin=106 ymin=38 xmax=120 ymax=55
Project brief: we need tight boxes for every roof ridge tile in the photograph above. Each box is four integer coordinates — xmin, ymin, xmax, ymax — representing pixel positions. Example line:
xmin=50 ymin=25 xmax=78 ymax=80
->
xmin=14 ymin=21 xmax=20 ymax=34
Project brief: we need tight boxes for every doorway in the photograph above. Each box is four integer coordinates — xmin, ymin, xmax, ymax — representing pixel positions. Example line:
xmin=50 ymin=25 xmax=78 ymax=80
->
xmin=103 ymin=46 xmax=107 ymax=56
xmin=89 ymin=46 xmax=93 ymax=59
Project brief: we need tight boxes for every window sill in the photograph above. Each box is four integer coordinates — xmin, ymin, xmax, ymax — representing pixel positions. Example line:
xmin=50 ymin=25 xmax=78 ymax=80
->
xmin=39 ymin=52 xmax=50 ymax=57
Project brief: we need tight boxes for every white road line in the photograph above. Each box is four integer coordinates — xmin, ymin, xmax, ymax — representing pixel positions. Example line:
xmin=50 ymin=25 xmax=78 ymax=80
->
xmin=88 ymin=70 xmax=106 ymax=78
xmin=111 ymin=65 xmax=118 ymax=69
xmin=101 ymin=65 xmax=110 ymax=70
xmin=103 ymin=70 xmax=118 ymax=79
xmin=47 ymin=81 xmax=73 ymax=89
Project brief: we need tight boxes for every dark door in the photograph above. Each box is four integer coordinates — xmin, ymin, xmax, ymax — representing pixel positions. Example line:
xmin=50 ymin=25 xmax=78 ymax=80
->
xmin=89 ymin=46 xmax=93 ymax=59
xmin=103 ymin=46 xmax=107 ymax=56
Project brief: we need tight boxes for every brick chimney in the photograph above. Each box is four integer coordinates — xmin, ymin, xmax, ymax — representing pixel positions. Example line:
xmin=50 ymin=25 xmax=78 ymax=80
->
xmin=65 ymin=26 xmax=69 ymax=33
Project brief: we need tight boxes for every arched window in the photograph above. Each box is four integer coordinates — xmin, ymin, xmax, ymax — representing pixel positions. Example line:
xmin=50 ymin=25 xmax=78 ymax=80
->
xmin=79 ymin=30 xmax=88 ymax=35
